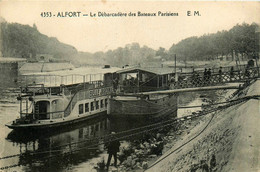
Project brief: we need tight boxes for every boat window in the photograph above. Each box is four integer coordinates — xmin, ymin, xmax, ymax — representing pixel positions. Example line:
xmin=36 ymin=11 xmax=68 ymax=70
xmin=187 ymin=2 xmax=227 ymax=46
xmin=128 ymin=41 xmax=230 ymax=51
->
xmin=91 ymin=102 xmax=94 ymax=111
xmin=79 ymin=104 xmax=83 ymax=114
xmin=79 ymin=128 xmax=83 ymax=139
xmin=35 ymin=101 xmax=50 ymax=120
xmin=100 ymin=100 xmax=104 ymax=108
xmin=95 ymin=124 xmax=99 ymax=131
xmin=104 ymin=120 xmax=107 ymax=129
xmin=105 ymin=99 xmax=108 ymax=107
xmin=96 ymin=100 xmax=99 ymax=109
xmin=85 ymin=103 xmax=89 ymax=112
xmin=90 ymin=125 xmax=94 ymax=135
xmin=100 ymin=121 xmax=103 ymax=129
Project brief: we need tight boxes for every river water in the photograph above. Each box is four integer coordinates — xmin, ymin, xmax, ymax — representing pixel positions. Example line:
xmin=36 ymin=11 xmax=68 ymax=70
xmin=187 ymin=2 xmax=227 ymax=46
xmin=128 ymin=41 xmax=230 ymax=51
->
xmin=0 ymin=69 xmax=157 ymax=172
xmin=0 ymin=68 xmax=228 ymax=172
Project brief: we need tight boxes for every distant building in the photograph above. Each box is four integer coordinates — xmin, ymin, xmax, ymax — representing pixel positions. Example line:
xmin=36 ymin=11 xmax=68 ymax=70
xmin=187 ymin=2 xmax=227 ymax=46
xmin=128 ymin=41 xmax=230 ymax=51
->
xmin=0 ymin=57 xmax=26 ymax=84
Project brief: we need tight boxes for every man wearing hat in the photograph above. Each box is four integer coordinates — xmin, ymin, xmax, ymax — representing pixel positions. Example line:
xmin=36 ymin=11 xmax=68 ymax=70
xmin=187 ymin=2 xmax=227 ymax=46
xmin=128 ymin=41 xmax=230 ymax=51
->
xmin=106 ymin=132 xmax=120 ymax=170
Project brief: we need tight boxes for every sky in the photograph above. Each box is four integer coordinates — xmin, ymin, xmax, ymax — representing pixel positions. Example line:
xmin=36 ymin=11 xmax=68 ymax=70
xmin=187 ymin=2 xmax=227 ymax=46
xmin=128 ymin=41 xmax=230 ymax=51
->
xmin=0 ymin=1 xmax=259 ymax=53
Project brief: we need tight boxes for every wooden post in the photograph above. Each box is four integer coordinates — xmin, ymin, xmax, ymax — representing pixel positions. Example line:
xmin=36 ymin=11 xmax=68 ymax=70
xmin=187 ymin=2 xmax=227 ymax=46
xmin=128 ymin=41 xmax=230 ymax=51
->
xmin=174 ymin=54 xmax=177 ymax=74
xmin=166 ymin=74 xmax=169 ymax=86
xmin=174 ymin=54 xmax=179 ymax=82
xmin=32 ymin=93 xmax=35 ymax=120
xmin=161 ymin=75 xmax=163 ymax=87
xmin=137 ymin=70 xmax=140 ymax=92
xmin=157 ymin=75 xmax=159 ymax=88
xmin=49 ymin=101 xmax=52 ymax=120
xmin=175 ymin=54 xmax=178 ymax=82
xmin=83 ymin=75 xmax=86 ymax=97
xmin=26 ymin=99 xmax=28 ymax=115
xmin=255 ymin=59 xmax=260 ymax=77
xmin=20 ymin=98 xmax=22 ymax=118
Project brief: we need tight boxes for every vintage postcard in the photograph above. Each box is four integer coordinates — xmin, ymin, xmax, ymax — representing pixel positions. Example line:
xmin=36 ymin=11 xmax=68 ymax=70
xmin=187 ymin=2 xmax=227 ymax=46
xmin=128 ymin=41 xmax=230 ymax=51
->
xmin=0 ymin=1 xmax=259 ymax=172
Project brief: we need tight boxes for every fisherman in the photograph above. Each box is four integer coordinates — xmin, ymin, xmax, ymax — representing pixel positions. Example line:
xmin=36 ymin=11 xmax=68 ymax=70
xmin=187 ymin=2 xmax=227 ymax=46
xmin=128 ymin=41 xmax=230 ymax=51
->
xmin=106 ymin=132 xmax=120 ymax=170
xmin=200 ymin=160 xmax=209 ymax=172
xmin=209 ymin=154 xmax=216 ymax=171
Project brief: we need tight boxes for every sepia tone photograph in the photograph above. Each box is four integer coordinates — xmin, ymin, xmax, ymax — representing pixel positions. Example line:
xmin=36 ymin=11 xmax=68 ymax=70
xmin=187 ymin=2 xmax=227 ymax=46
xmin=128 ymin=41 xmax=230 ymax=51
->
xmin=0 ymin=1 xmax=259 ymax=172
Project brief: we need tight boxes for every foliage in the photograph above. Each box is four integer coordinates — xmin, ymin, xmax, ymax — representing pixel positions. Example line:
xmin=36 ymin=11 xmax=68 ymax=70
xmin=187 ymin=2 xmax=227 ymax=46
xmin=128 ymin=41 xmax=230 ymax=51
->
xmin=169 ymin=23 xmax=259 ymax=61
xmin=0 ymin=21 xmax=258 ymax=66
xmin=0 ymin=22 xmax=77 ymax=60
xmin=96 ymin=43 xmax=156 ymax=67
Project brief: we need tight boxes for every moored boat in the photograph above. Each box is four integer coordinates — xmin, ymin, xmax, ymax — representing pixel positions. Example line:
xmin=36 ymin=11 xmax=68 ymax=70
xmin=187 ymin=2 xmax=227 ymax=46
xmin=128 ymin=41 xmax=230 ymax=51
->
xmin=108 ymin=66 xmax=179 ymax=120
xmin=6 ymin=67 xmax=119 ymax=131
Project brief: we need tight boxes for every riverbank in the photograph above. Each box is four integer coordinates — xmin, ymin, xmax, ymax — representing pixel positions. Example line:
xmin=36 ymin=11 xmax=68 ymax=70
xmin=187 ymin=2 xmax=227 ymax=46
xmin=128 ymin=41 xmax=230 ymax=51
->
xmin=147 ymin=79 xmax=260 ymax=172
xmin=95 ymin=80 xmax=259 ymax=172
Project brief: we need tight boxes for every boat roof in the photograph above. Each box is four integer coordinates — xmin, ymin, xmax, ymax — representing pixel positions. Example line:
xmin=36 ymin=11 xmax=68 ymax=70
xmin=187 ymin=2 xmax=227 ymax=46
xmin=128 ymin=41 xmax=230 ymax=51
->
xmin=21 ymin=66 xmax=121 ymax=87
xmin=0 ymin=57 xmax=27 ymax=63
xmin=23 ymin=66 xmax=121 ymax=76
xmin=116 ymin=66 xmax=180 ymax=75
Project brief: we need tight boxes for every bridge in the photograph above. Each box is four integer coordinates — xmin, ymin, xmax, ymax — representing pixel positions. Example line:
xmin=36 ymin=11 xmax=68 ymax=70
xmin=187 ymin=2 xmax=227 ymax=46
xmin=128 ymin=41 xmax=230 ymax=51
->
xmin=115 ymin=64 xmax=260 ymax=95
xmin=171 ymin=65 xmax=259 ymax=89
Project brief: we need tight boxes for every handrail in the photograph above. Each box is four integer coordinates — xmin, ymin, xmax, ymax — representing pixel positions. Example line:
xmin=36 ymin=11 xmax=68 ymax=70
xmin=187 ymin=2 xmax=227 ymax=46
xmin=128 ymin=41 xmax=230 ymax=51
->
xmin=178 ymin=66 xmax=258 ymax=76
xmin=20 ymin=111 xmax=64 ymax=115
xmin=63 ymin=80 xmax=108 ymax=117
xmin=19 ymin=80 xmax=108 ymax=118
xmin=177 ymin=64 xmax=250 ymax=75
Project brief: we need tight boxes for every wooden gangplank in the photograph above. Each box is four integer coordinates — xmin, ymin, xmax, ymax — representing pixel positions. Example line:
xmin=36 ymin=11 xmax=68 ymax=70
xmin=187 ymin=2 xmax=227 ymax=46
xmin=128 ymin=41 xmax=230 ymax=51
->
xmin=122 ymin=85 xmax=240 ymax=96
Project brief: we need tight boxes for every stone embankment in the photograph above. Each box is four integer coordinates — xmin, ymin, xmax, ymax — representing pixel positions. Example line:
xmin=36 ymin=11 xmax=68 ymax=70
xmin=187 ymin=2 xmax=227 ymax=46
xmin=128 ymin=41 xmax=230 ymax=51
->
xmin=96 ymin=79 xmax=260 ymax=172
xmin=147 ymin=79 xmax=260 ymax=172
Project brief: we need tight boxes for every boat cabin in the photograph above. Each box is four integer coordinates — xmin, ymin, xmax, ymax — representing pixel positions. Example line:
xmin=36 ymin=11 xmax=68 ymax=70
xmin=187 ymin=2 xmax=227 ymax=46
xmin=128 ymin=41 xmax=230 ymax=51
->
xmin=115 ymin=66 xmax=177 ymax=93
xmin=16 ymin=81 xmax=102 ymax=123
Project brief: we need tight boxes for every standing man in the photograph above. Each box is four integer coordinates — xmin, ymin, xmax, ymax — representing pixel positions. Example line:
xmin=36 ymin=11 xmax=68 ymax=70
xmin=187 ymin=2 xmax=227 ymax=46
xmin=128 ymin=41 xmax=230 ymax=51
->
xmin=106 ymin=132 xmax=120 ymax=170
xmin=218 ymin=67 xmax=223 ymax=82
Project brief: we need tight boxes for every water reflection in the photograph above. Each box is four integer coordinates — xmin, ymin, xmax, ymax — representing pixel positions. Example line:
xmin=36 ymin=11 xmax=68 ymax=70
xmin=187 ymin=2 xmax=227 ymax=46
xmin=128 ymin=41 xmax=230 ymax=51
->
xmin=0 ymin=68 xmax=223 ymax=171
xmin=0 ymin=69 xmax=156 ymax=171
xmin=6 ymin=116 xmax=111 ymax=172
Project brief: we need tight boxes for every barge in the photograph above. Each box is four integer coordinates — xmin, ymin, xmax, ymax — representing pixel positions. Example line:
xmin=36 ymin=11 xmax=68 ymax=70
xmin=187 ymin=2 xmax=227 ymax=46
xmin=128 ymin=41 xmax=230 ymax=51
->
xmin=108 ymin=66 xmax=179 ymax=120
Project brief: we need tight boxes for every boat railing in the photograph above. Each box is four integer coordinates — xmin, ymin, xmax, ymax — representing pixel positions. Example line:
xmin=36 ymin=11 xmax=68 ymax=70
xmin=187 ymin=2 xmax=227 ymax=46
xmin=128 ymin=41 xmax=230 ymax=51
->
xmin=171 ymin=66 xmax=259 ymax=89
xmin=178 ymin=64 xmax=249 ymax=75
xmin=20 ymin=84 xmax=63 ymax=95
xmin=17 ymin=80 xmax=108 ymax=120
xmin=19 ymin=111 xmax=64 ymax=122
xmin=19 ymin=80 xmax=104 ymax=96
xmin=118 ymin=85 xmax=169 ymax=93
xmin=19 ymin=73 xmax=105 ymax=87
xmin=64 ymin=82 xmax=112 ymax=118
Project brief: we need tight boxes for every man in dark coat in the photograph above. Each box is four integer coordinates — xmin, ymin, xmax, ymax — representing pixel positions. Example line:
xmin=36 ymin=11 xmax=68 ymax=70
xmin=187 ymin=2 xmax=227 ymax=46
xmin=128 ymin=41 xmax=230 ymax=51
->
xmin=106 ymin=132 xmax=120 ymax=169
